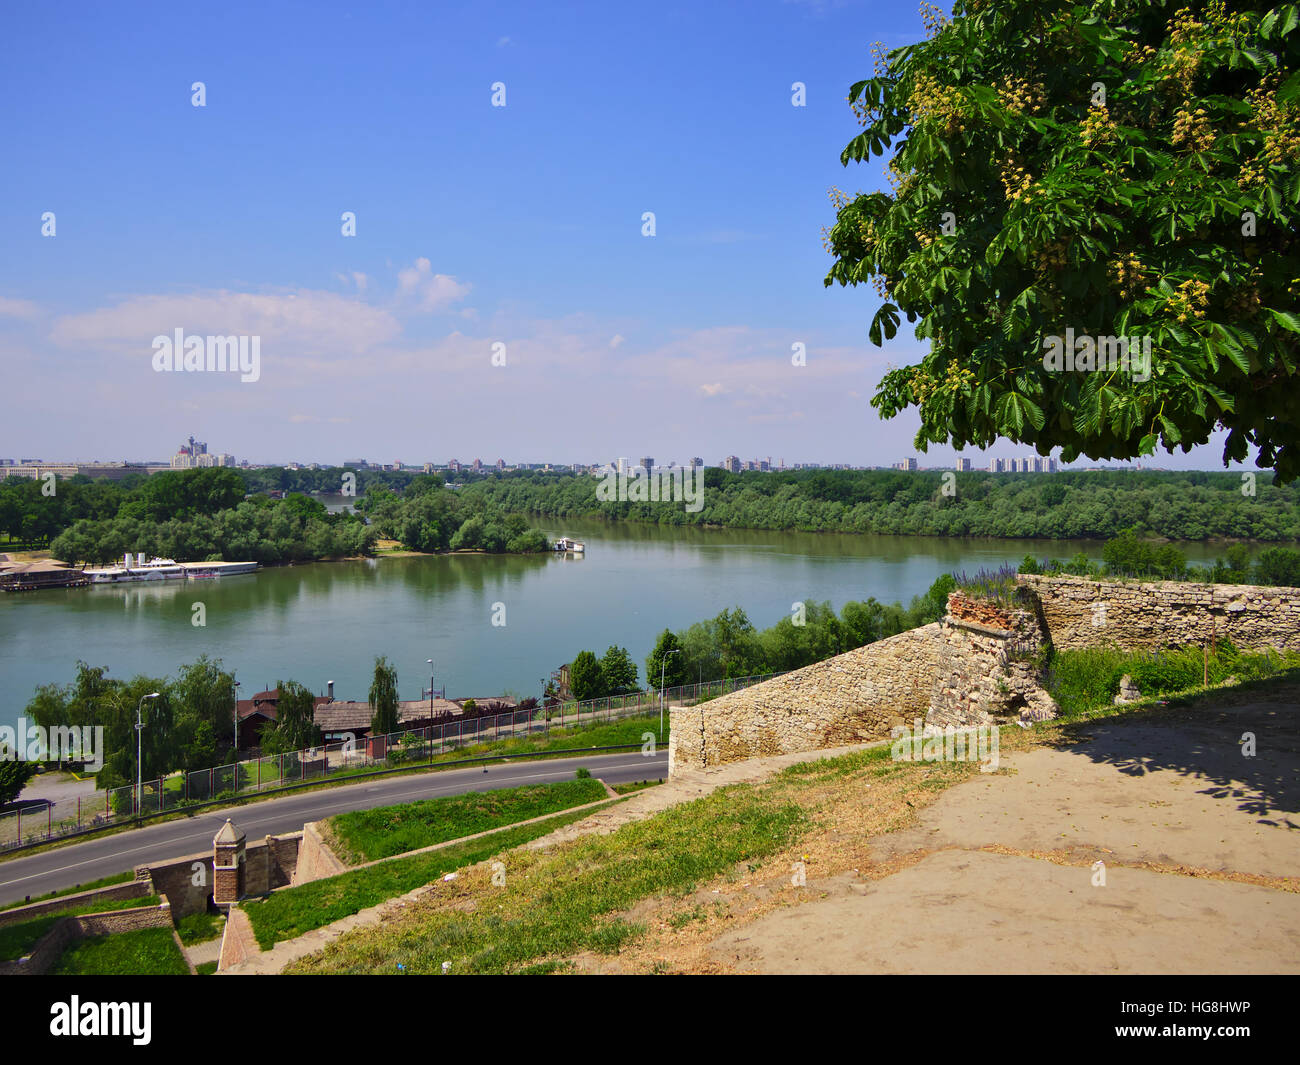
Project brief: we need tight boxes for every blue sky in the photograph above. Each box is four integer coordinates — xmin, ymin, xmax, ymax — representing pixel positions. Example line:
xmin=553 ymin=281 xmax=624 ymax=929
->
xmin=0 ymin=0 xmax=1248 ymax=471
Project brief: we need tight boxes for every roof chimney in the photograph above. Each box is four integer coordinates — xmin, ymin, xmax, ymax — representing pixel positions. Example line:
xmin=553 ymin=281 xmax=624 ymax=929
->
xmin=327 ymin=680 xmax=334 ymax=702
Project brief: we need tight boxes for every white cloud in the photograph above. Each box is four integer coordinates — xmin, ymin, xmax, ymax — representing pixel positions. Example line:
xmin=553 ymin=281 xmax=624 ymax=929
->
xmin=396 ymin=258 xmax=472 ymax=312
xmin=0 ymin=296 xmax=40 ymax=319
xmin=49 ymin=288 xmax=402 ymax=357
xmin=609 ymin=334 xmax=625 ymax=349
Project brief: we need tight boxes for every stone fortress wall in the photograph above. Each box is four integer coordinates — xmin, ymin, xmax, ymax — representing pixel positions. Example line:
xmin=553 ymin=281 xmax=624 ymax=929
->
xmin=668 ymin=575 xmax=1300 ymax=772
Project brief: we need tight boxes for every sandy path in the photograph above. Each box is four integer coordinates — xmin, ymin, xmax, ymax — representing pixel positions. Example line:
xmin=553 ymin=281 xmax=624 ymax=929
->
xmin=708 ymin=697 xmax=1300 ymax=974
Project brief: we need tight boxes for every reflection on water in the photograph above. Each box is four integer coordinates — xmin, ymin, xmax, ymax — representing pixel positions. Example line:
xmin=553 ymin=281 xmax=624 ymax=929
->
xmin=0 ymin=523 xmax=1225 ymax=730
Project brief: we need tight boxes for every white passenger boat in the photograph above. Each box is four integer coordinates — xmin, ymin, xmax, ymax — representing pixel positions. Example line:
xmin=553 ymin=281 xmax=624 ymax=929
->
xmin=179 ymin=561 xmax=260 ymax=579
xmin=85 ymin=553 xmax=186 ymax=584
xmin=554 ymin=536 xmax=585 ymax=554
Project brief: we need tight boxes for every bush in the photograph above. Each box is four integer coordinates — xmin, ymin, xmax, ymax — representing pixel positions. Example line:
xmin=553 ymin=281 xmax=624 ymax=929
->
xmin=574 ymin=767 xmax=591 ymax=779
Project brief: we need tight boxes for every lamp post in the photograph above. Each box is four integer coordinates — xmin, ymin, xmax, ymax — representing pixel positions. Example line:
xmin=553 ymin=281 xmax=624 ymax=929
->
xmin=659 ymin=649 xmax=681 ymax=741
xmin=427 ymin=659 xmax=435 ymax=715
xmin=231 ymin=679 xmax=240 ymax=753
xmin=137 ymin=692 xmax=160 ymax=818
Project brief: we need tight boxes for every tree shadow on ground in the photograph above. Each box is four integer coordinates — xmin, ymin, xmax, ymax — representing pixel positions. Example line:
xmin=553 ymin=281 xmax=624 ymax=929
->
xmin=1048 ymin=675 xmax=1300 ymax=828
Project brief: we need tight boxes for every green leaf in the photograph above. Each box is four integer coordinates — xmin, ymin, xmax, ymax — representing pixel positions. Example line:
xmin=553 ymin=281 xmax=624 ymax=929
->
xmin=1269 ymin=309 xmax=1300 ymax=334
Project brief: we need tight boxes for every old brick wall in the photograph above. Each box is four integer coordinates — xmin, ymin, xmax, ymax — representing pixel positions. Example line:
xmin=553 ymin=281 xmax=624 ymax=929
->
xmin=928 ymin=594 xmax=1059 ymax=728
xmin=243 ymin=834 xmax=301 ymax=895
xmin=292 ymin=822 xmax=347 ymax=885
xmin=0 ymin=878 xmax=151 ymax=930
xmin=1018 ymin=574 xmax=1300 ymax=652
xmin=668 ymin=624 xmax=943 ymax=772
xmin=144 ymin=851 xmax=213 ymax=917
xmin=75 ymin=900 xmax=173 ymax=936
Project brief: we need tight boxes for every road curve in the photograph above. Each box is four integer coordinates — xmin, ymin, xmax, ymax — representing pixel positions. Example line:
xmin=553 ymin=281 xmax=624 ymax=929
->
xmin=0 ymin=750 xmax=669 ymax=906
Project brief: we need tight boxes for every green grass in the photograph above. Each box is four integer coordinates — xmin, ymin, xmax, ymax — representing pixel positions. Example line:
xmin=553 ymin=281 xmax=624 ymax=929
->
xmin=195 ymin=960 xmax=218 ymax=975
xmin=245 ymin=806 xmax=603 ymax=950
xmin=327 ymin=778 xmax=611 ymax=863
xmin=174 ymin=910 xmax=225 ymax=946
xmin=0 ymin=870 xmax=133 ymax=913
xmin=53 ymin=927 xmax=190 ymax=975
xmin=1045 ymin=641 xmax=1300 ymax=716
xmin=0 ymin=895 xmax=161 ymax=961
xmin=289 ymin=782 xmax=806 ymax=974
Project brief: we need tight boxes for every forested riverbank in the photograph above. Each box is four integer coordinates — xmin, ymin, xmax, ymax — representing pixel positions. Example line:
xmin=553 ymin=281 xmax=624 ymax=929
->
xmin=0 ymin=468 xmax=549 ymax=564
xmin=457 ymin=468 xmax=1300 ymax=542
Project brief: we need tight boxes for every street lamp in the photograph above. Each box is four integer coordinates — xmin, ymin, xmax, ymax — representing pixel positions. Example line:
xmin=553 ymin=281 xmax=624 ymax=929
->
xmin=231 ymin=679 xmax=240 ymax=753
xmin=137 ymin=692 xmax=160 ymax=818
xmin=660 ymin=649 xmax=681 ymax=741
xmin=427 ymin=659 xmax=435 ymax=715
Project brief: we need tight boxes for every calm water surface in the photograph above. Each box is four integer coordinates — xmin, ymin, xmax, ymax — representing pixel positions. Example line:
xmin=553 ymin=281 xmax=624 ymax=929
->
xmin=0 ymin=519 xmax=1224 ymax=730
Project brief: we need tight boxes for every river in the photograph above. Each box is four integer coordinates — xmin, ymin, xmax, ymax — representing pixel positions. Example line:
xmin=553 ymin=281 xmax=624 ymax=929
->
xmin=0 ymin=518 xmax=1226 ymax=730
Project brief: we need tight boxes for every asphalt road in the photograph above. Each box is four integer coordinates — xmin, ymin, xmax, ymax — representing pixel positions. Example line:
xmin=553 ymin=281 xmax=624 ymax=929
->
xmin=0 ymin=749 xmax=668 ymax=906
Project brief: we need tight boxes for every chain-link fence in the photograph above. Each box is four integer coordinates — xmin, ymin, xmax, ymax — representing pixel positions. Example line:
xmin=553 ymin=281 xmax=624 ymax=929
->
xmin=0 ymin=669 xmax=783 ymax=852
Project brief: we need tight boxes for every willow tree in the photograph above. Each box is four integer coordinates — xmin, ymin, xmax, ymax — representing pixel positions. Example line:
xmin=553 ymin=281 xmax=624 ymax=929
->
xmin=825 ymin=0 xmax=1300 ymax=479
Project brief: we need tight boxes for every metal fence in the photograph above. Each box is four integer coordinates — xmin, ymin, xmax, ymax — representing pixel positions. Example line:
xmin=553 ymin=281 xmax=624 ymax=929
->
xmin=0 ymin=670 xmax=784 ymax=851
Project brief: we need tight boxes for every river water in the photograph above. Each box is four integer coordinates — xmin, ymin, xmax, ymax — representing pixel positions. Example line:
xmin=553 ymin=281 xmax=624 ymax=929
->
xmin=0 ymin=518 xmax=1224 ymax=730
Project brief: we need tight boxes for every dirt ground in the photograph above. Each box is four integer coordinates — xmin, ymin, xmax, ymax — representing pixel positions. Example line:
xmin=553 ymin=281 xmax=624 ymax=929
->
xmin=700 ymin=693 xmax=1300 ymax=974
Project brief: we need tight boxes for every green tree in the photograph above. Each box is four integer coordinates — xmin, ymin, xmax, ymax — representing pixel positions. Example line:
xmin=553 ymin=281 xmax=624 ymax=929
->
xmin=825 ymin=0 xmax=1300 ymax=480
xmin=1255 ymin=545 xmax=1300 ymax=585
xmin=569 ymin=650 xmax=606 ymax=701
xmin=599 ymin=645 xmax=639 ymax=695
xmin=369 ymin=656 xmax=401 ymax=735
xmin=0 ymin=760 xmax=38 ymax=805
xmin=171 ymin=656 xmax=236 ymax=766
xmin=646 ymin=629 xmax=687 ymax=689
xmin=271 ymin=681 xmax=320 ymax=752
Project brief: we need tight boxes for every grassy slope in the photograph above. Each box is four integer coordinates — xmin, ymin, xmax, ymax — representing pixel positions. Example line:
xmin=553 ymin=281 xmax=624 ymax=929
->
xmin=244 ymin=806 xmax=603 ymax=950
xmin=0 ymin=895 xmax=162 ymax=961
xmin=326 ymin=778 xmax=611 ymax=863
xmin=53 ymin=927 xmax=190 ymax=976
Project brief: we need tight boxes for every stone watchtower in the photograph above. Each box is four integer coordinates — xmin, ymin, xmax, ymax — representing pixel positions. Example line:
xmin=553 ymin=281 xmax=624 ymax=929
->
xmin=213 ymin=818 xmax=247 ymax=906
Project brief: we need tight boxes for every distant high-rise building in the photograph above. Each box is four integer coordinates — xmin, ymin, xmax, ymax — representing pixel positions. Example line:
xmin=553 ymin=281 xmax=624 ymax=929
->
xmin=640 ymin=457 xmax=654 ymax=473
xmin=690 ymin=457 xmax=703 ymax=469
xmin=723 ymin=455 xmax=741 ymax=473
xmin=988 ymin=458 xmax=1005 ymax=473
xmin=472 ymin=458 xmax=482 ymax=472
xmin=899 ymin=457 xmax=918 ymax=471
xmin=448 ymin=459 xmax=460 ymax=472
xmin=956 ymin=457 xmax=972 ymax=472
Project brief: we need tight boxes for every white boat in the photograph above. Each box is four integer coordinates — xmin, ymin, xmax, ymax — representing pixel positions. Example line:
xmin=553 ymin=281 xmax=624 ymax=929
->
xmin=85 ymin=553 xmax=186 ymax=584
xmin=179 ymin=561 xmax=259 ymax=579
xmin=554 ymin=536 xmax=585 ymax=554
